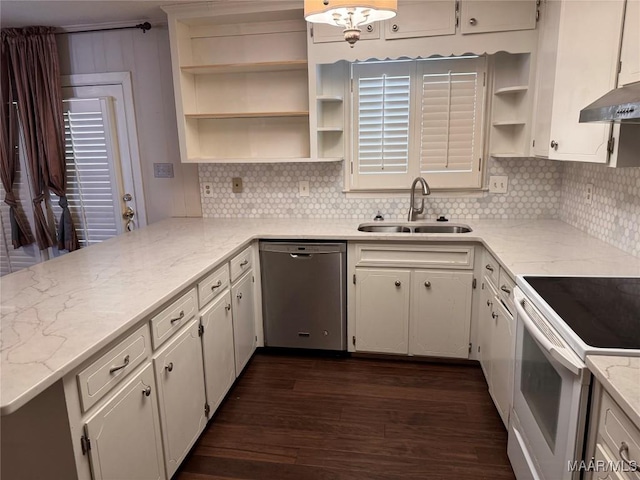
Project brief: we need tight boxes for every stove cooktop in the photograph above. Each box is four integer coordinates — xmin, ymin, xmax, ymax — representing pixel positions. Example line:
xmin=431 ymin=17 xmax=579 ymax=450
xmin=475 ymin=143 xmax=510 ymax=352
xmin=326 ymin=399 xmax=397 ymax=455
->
xmin=522 ymin=276 xmax=640 ymax=350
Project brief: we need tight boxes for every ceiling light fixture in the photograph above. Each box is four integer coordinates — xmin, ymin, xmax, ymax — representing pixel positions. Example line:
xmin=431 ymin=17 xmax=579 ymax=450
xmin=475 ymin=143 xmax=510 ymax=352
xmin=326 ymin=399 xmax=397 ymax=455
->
xmin=304 ymin=0 xmax=397 ymax=47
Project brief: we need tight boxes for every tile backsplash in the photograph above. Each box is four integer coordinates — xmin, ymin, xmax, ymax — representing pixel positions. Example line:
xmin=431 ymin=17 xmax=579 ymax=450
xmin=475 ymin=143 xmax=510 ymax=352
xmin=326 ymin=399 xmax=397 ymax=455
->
xmin=199 ymin=157 xmax=563 ymax=221
xmin=560 ymin=163 xmax=640 ymax=258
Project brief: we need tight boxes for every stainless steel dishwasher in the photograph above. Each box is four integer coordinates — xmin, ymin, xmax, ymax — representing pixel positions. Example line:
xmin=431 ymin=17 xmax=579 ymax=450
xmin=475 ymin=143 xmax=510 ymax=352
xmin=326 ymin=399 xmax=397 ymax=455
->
xmin=260 ymin=241 xmax=347 ymax=351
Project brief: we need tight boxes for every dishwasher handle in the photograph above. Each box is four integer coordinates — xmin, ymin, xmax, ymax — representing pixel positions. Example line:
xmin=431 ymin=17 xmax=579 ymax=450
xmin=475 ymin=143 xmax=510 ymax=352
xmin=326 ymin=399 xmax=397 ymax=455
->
xmin=260 ymin=242 xmax=346 ymax=255
xmin=290 ymin=253 xmax=312 ymax=259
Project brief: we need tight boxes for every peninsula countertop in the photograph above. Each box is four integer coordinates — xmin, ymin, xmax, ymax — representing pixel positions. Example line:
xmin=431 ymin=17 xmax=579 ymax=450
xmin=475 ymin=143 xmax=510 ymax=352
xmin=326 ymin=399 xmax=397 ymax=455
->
xmin=2 ymin=217 xmax=640 ymax=416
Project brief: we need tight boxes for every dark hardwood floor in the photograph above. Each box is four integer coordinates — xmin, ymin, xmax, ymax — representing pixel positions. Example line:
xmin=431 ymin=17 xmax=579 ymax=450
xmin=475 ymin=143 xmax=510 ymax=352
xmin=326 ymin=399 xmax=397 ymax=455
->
xmin=175 ymin=352 xmax=515 ymax=480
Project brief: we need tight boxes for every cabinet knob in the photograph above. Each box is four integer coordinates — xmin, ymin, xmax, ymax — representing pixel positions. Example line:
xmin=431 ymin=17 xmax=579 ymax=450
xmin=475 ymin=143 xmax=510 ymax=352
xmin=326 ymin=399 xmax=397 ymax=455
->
xmin=165 ymin=362 xmax=174 ymax=373
xmin=469 ymin=17 xmax=477 ymax=25
xmin=142 ymin=386 xmax=152 ymax=397
xmin=366 ymin=24 xmax=373 ymax=32
xmin=487 ymin=299 xmax=493 ymax=307
xmin=492 ymin=312 xmax=499 ymax=319
xmin=395 ymin=280 xmax=401 ymax=287
xmin=424 ymin=281 xmax=431 ymax=288
xmin=237 ymin=292 xmax=243 ymax=300
xmin=225 ymin=303 xmax=232 ymax=312
xmin=550 ymin=140 xmax=558 ymax=150
xmin=392 ymin=24 xmax=399 ymax=32
xmin=211 ymin=280 xmax=222 ymax=290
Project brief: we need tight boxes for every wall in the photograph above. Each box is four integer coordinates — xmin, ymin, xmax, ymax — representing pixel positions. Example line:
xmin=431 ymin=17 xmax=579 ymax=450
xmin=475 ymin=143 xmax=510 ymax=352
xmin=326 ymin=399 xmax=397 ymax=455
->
xmin=560 ymin=163 xmax=640 ymax=258
xmin=56 ymin=26 xmax=201 ymax=224
xmin=199 ymin=157 xmax=563 ymax=220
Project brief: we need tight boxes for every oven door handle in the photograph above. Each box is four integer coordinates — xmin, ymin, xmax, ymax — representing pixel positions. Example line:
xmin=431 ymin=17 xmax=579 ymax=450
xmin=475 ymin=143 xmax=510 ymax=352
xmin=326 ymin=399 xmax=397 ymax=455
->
xmin=515 ymin=298 xmax=584 ymax=377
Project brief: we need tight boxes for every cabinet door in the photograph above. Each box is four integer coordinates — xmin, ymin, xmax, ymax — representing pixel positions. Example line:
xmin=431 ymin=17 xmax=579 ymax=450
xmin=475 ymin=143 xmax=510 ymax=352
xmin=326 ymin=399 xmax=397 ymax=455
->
xmin=201 ymin=290 xmax=236 ymax=413
xmin=385 ymin=0 xmax=456 ymax=39
xmin=153 ymin=320 xmax=207 ymax=478
xmin=619 ymin=0 xmax=640 ymax=86
xmin=460 ymin=0 xmax=537 ymax=35
xmin=409 ymin=270 xmax=473 ymax=359
xmin=489 ymin=300 xmax=514 ymax=428
xmin=478 ymin=279 xmax=497 ymax=382
xmin=85 ymin=364 xmax=165 ymax=480
xmin=354 ymin=268 xmax=410 ymax=354
xmin=231 ymin=271 xmax=256 ymax=376
xmin=546 ymin=0 xmax=624 ymax=163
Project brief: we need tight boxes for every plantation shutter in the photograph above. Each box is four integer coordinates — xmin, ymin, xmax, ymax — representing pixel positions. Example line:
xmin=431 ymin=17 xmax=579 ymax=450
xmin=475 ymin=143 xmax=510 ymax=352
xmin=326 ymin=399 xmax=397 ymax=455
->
xmin=418 ymin=57 xmax=485 ymax=189
xmin=51 ymin=97 xmax=123 ymax=247
xmin=353 ymin=62 xmax=414 ymax=189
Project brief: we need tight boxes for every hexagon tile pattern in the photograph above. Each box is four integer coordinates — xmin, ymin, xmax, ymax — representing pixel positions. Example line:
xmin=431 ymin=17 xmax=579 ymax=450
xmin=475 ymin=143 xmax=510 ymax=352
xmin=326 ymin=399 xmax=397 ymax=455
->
xmin=199 ymin=157 xmax=562 ymax=220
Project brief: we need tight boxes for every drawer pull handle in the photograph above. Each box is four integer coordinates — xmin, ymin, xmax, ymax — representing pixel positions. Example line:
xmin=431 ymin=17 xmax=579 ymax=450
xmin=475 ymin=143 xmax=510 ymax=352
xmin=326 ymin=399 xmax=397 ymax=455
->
xmin=240 ymin=260 xmax=249 ymax=267
xmin=170 ymin=310 xmax=185 ymax=324
xmin=500 ymin=285 xmax=512 ymax=294
xmin=225 ymin=303 xmax=231 ymax=312
xmin=109 ymin=354 xmax=130 ymax=374
xmin=424 ymin=281 xmax=431 ymax=288
xmin=395 ymin=280 xmax=401 ymax=287
xmin=211 ymin=280 xmax=222 ymax=290
xmin=142 ymin=386 xmax=152 ymax=397
xmin=237 ymin=292 xmax=243 ymax=300
xmin=165 ymin=362 xmax=174 ymax=373
xmin=485 ymin=264 xmax=494 ymax=272
xmin=620 ymin=442 xmax=635 ymax=467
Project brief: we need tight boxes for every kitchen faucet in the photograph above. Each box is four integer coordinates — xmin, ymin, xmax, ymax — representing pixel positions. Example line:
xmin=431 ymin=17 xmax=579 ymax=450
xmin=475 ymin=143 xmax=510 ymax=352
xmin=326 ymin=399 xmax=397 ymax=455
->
xmin=407 ymin=177 xmax=431 ymax=221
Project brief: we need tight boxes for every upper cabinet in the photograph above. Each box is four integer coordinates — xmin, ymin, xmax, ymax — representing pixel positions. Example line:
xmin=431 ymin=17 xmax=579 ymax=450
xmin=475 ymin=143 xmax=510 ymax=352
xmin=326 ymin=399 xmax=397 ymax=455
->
xmin=618 ymin=0 xmax=640 ymax=86
xmin=164 ymin=2 xmax=313 ymax=163
xmin=384 ymin=0 xmax=457 ymax=39
xmin=531 ymin=0 xmax=625 ymax=163
xmin=460 ymin=0 xmax=537 ymax=35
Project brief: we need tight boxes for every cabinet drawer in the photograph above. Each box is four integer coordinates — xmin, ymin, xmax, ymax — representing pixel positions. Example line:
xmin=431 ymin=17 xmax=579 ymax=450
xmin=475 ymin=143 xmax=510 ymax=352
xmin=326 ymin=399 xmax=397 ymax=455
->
xmin=230 ymin=246 xmax=253 ymax=282
xmin=354 ymin=244 xmax=474 ymax=269
xmin=599 ymin=391 xmax=640 ymax=480
xmin=590 ymin=443 xmax=626 ymax=480
xmin=198 ymin=264 xmax=230 ymax=309
xmin=483 ymin=250 xmax=500 ymax=288
xmin=498 ymin=268 xmax=516 ymax=314
xmin=150 ymin=288 xmax=198 ymax=350
xmin=77 ymin=324 xmax=151 ymax=412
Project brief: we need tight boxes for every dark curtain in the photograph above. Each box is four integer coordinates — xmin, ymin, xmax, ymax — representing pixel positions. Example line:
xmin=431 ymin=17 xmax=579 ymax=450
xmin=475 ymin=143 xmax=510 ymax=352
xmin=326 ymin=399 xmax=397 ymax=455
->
xmin=0 ymin=36 xmax=34 ymax=248
xmin=1 ymin=27 xmax=78 ymax=251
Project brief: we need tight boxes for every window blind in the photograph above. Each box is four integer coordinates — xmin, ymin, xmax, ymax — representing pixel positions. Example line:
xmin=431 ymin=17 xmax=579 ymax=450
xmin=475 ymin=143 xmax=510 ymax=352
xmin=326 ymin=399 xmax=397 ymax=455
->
xmin=51 ymin=98 xmax=121 ymax=247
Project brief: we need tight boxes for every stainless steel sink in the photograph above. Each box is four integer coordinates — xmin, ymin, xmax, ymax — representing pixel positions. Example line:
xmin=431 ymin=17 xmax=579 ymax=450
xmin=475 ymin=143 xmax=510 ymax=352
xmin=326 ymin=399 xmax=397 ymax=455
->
xmin=357 ymin=222 xmax=472 ymax=234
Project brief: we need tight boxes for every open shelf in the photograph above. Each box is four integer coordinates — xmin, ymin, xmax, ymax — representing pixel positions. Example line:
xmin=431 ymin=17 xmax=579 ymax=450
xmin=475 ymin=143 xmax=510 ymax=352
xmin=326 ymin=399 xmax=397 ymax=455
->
xmin=490 ymin=153 xmax=529 ymax=158
xmin=185 ymin=111 xmax=309 ymax=119
xmin=181 ymin=60 xmax=308 ymax=75
xmin=494 ymin=85 xmax=528 ymax=95
xmin=317 ymin=126 xmax=344 ymax=132
xmin=187 ymin=156 xmax=344 ymax=164
xmin=317 ymin=95 xmax=344 ymax=102
xmin=492 ymin=121 xmax=526 ymax=126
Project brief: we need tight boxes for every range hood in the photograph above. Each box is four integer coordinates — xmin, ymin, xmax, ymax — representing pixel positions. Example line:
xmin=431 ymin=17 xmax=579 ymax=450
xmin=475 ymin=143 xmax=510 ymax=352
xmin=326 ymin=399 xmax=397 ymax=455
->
xmin=579 ymin=82 xmax=640 ymax=123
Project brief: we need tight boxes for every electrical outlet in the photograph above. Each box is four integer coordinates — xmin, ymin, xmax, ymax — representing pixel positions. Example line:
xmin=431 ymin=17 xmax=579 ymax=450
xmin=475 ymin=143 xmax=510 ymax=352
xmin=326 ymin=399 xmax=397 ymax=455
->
xmin=202 ymin=182 xmax=213 ymax=198
xmin=586 ymin=183 xmax=594 ymax=205
xmin=232 ymin=177 xmax=243 ymax=193
xmin=299 ymin=180 xmax=310 ymax=197
xmin=489 ymin=175 xmax=508 ymax=194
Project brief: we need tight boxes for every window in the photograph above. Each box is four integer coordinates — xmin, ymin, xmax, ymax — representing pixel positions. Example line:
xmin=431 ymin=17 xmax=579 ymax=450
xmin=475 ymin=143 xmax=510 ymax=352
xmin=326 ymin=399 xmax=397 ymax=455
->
xmin=350 ymin=56 xmax=487 ymax=191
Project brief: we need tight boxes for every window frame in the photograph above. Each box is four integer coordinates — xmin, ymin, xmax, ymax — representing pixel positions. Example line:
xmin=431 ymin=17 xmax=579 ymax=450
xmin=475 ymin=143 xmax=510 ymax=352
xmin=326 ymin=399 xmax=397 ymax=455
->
xmin=348 ymin=56 xmax=488 ymax=193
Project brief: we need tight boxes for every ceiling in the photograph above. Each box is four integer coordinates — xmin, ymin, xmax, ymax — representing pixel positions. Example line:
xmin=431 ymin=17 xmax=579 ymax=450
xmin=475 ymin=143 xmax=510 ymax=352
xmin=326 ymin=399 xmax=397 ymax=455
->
xmin=0 ymin=1 xmax=206 ymax=30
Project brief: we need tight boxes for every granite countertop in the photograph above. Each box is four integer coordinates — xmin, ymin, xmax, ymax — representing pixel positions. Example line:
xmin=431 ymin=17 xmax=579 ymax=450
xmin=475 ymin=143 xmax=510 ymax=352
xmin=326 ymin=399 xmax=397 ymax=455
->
xmin=586 ymin=355 xmax=640 ymax=429
xmin=2 ymin=217 xmax=640 ymax=416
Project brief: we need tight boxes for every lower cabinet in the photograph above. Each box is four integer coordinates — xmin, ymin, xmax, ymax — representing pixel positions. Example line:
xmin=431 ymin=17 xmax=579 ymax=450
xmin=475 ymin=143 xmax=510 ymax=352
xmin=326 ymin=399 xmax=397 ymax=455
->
xmin=153 ymin=319 xmax=208 ymax=478
xmin=231 ymin=270 xmax=257 ymax=375
xmin=351 ymin=243 xmax=475 ymax=360
xmin=84 ymin=364 xmax=165 ymax=480
xmin=200 ymin=291 xmax=236 ymax=412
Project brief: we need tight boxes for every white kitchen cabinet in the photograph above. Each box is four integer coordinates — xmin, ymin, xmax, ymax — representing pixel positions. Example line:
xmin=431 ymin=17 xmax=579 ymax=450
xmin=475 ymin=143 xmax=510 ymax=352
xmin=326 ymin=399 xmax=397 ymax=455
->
xmin=153 ymin=319 xmax=208 ymax=478
xmin=200 ymin=291 xmax=236 ymax=413
xmin=84 ymin=364 xmax=165 ymax=480
xmin=478 ymin=277 xmax=498 ymax=382
xmin=532 ymin=0 xmax=625 ymax=163
xmin=384 ymin=0 xmax=456 ymax=40
xmin=460 ymin=0 xmax=537 ymax=35
xmin=350 ymin=244 xmax=474 ymax=359
xmin=409 ymin=270 xmax=473 ymax=358
xmin=231 ymin=270 xmax=257 ymax=375
xmin=488 ymin=299 xmax=514 ymax=427
xmin=619 ymin=0 xmax=640 ymax=86
xmin=354 ymin=268 xmax=411 ymax=354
